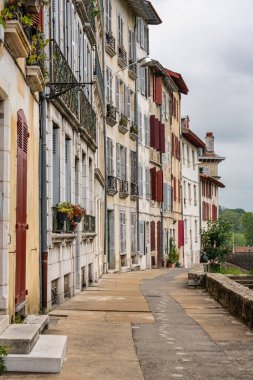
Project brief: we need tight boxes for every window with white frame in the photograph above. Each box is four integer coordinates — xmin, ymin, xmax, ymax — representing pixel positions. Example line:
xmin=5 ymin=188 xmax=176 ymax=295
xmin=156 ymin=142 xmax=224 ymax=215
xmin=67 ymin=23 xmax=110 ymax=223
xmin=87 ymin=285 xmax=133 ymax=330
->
xmin=106 ymin=66 xmax=112 ymax=104
xmin=144 ymin=115 xmax=150 ymax=147
xmin=65 ymin=136 xmax=71 ymax=202
xmin=188 ymin=183 xmax=191 ymax=205
xmin=138 ymin=166 xmax=143 ymax=198
xmin=105 ymin=0 xmax=112 ymax=33
xmin=131 ymin=213 xmax=137 ymax=254
xmin=120 ymin=210 xmax=126 ymax=254
xmin=145 ymin=167 xmax=150 ymax=199
xmin=106 ymin=137 xmax=114 ymax=175
xmin=116 ymin=144 xmax=127 ymax=180
xmin=117 ymin=13 xmax=124 ymax=48
xmin=52 ymin=124 xmax=60 ymax=205
xmin=138 ymin=110 xmax=142 ymax=143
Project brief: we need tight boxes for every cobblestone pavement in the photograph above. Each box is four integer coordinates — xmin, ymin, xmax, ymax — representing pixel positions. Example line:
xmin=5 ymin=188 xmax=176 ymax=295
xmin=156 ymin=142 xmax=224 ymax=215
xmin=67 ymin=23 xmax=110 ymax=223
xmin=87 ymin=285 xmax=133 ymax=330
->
xmin=133 ymin=269 xmax=253 ymax=380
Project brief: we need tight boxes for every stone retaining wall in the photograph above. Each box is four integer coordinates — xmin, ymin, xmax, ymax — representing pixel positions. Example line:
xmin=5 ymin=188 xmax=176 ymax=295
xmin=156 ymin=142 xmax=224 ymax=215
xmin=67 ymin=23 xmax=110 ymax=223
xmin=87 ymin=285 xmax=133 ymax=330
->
xmin=188 ymin=267 xmax=253 ymax=329
xmin=227 ymin=253 xmax=253 ymax=271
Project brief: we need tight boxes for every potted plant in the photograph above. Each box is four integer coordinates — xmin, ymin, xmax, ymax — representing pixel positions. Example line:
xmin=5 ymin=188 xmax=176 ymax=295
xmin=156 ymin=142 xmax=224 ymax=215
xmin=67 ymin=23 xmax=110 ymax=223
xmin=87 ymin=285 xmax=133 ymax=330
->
xmin=167 ymin=237 xmax=180 ymax=268
xmin=0 ymin=1 xmax=33 ymax=58
xmin=72 ymin=205 xmax=86 ymax=223
xmin=54 ymin=202 xmax=73 ymax=223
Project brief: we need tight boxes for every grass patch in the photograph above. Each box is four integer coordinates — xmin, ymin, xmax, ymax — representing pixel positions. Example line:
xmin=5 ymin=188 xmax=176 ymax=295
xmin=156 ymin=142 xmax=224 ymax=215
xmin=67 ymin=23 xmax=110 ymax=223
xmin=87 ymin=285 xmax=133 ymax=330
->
xmin=219 ymin=266 xmax=244 ymax=275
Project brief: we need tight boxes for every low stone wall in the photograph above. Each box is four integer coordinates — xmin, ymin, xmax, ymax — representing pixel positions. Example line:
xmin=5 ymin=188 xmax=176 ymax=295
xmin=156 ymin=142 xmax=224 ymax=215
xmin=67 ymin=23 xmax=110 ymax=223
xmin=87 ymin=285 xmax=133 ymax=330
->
xmin=188 ymin=268 xmax=253 ymax=329
xmin=227 ymin=253 xmax=253 ymax=271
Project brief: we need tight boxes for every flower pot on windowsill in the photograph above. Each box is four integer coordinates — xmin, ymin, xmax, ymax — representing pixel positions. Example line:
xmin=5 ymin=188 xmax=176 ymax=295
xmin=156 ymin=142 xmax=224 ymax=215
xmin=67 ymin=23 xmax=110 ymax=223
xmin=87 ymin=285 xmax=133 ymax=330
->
xmin=4 ymin=20 xmax=31 ymax=58
xmin=26 ymin=64 xmax=45 ymax=92
xmin=167 ymin=262 xmax=175 ymax=269
xmin=73 ymin=215 xmax=82 ymax=223
xmin=56 ymin=211 xmax=68 ymax=223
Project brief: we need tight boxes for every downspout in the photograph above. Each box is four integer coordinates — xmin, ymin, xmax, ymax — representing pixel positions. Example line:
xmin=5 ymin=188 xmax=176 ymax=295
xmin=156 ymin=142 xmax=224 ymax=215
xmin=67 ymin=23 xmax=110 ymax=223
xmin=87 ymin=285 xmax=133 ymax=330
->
xmin=102 ymin=6 xmax=107 ymax=273
xmin=160 ymin=104 xmax=164 ymax=268
xmin=134 ymin=18 xmax=140 ymax=255
xmin=40 ymin=91 xmax=48 ymax=312
xmin=179 ymin=101 xmax=184 ymax=266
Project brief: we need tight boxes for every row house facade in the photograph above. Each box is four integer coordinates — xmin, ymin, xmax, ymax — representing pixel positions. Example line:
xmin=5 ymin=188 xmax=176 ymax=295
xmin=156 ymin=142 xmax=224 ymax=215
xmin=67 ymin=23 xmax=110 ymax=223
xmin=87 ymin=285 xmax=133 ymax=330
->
xmin=181 ymin=116 xmax=205 ymax=268
xmin=42 ymin=0 xmax=105 ymax=309
xmin=105 ymin=0 xmax=161 ymax=271
xmin=199 ymin=132 xmax=225 ymax=230
xmin=0 ymin=1 xmax=42 ymax=319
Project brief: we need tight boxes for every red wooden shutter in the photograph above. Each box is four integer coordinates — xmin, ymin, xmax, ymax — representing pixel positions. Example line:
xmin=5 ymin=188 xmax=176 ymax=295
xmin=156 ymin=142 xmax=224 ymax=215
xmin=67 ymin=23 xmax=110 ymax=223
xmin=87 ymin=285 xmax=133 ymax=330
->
xmin=150 ymin=115 xmax=156 ymax=148
xmin=178 ymin=179 xmax=181 ymax=202
xmin=155 ymin=76 xmax=163 ymax=105
xmin=156 ymin=170 xmax=163 ymax=202
xmin=154 ymin=118 xmax=160 ymax=151
xmin=150 ymin=167 xmax=157 ymax=201
xmin=178 ymin=220 xmax=184 ymax=248
xmin=15 ymin=110 xmax=29 ymax=305
xmin=159 ymin=123 xmax=165 ymax=153
xmin=174 ymin=177 xmax=177 ymax=201
xmin=151 ymin=221 xmax=155 ymax=251
xmin=157 ymin=221 xmax=162 ymax=268
xmin=171 ymin=133 xmax=174 ymax=156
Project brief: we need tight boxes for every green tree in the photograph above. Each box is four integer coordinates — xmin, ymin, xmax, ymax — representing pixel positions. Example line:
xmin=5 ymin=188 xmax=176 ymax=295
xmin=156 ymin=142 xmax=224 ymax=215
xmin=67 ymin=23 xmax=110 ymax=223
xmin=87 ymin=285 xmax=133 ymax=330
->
xmin=234 ymin=233 xmax=246 ymax=247
xmin=201 ymin=218 xmax=233 ymax=263
xmin=242 ymin=212 xmax=253 ymax=246
xmin=219 ymin=208 xmax=244 ymax=233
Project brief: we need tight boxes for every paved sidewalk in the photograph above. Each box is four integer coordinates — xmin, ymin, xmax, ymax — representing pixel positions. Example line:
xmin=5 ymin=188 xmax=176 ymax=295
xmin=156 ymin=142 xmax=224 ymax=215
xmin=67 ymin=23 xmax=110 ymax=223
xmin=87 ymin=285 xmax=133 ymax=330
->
xmin=133 ymin=269 xmax=253 ymax=380
xmin=2 ymin=269 xmax=253 ymax=379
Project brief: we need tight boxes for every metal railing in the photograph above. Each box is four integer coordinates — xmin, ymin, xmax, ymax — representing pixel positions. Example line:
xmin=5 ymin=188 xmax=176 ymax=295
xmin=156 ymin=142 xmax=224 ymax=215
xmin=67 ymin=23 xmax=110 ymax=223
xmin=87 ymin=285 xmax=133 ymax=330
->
xmin=94 ymin=49 xmax=104 ymax=99
xmin=107 ymin=175 xmax=118 ymax=194
xmin=119 ymin=180 xmax=129 ymax=196
xmin=131 ymin=183 xmax=138 ymax=197
xmin=106 ymin=104 xmax=117 ymax=125
xmin=79 ymin=90 xmax=96 ymax=141
xmin=83 ymin=215 xmax=96 ymax=233
xmin=105 ymin=32 xmax=116 ymax=52
xmin=118 ymin=46 xmax=127 ymax=65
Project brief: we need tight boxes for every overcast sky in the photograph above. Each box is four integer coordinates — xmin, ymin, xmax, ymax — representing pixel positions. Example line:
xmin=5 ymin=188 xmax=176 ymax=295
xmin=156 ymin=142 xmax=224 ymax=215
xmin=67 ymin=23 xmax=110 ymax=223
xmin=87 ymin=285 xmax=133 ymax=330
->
xmin=149 ymin=0 xmax=253 ymax=211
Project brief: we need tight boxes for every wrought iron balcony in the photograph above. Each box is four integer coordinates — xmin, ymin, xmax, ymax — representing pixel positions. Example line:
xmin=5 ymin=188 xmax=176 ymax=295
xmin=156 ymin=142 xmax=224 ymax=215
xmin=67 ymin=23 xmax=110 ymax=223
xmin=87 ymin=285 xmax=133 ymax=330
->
xmin=94 ymin=49 xmax=104 ymax=102
xmin=105 ymin=32 xmax=116 ymax=57
xmin=83 ymin=215 xmax=96 ymax=233
xmin=107 ymin=175 xmax=118 ymax=195
xmin=106 ymin=104 xmax=117 ymax=126
xmin=130 ymin=183 xmax=138 ymax=200
xmin=79 ymin=90 xmax=96 ymax=141
xmin=130 ymin=122 xmax=138 ymax=141
xmin=119 ymin=180 xmax=129 ymax=198
xmin=118 ymin=113 xmax=128 ymax=134
xmin=118 ymin=46 xmax=127 ymax=68
xmin=128 ymin=59 xmax=137 ymax=80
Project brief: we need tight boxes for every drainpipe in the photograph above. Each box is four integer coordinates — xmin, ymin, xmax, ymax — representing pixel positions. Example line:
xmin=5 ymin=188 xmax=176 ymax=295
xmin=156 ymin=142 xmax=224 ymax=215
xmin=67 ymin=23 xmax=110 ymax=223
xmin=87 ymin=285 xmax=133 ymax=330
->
xmin=160 ymin=105 xmax=164 ymax=268
xmin=179 ymin=95 xmax=184 ymax=266
xmin=40 ymin=91 xmax=48 ymax=312
xmin=134 ymin=19 xmax=140 ymax=255
xmin=102 ymin=8 xmax=107 ymax=273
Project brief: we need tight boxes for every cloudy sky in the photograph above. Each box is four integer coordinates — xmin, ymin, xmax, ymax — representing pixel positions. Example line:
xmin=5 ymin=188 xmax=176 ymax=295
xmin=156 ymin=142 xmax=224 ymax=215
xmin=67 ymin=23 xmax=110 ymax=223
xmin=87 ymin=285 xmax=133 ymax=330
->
xmin=149 ymin=0 xmax=253 ymax=211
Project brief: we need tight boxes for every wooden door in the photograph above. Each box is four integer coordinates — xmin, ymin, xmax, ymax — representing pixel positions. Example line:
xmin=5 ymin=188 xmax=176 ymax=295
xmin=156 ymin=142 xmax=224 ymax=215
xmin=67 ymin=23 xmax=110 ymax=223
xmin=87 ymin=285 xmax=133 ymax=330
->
xmin=15 ymin=110 xmax=28 ymax=306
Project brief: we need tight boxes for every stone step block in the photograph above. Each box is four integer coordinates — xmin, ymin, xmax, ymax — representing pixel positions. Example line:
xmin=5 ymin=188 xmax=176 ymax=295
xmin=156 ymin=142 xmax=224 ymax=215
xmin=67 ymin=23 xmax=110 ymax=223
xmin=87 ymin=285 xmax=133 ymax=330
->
xmin=5 ymin=335 xmax=67 ymax=373
xmin=25 ymin=314 xmax=49 ymax=333
xmin=0 ymin=315 xmax=9 ymax=335
xmin=0 ymin=323 xmax=40 ymax=354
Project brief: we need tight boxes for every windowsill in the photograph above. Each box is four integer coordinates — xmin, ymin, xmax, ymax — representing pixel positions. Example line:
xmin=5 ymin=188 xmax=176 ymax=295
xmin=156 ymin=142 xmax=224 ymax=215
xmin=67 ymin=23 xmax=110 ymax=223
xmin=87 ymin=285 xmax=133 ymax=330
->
xmin=52 ymin=233 xmax=77 ymax=243
xmin=82 ymin=232 xmax=96 ymax=241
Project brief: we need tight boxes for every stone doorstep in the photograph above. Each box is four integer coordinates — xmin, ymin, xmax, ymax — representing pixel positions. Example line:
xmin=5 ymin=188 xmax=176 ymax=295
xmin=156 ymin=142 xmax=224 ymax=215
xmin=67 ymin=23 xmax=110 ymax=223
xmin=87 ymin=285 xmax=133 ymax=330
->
xmin=0 ymin=324 xmax=40 ymax=354
xmin=0 ymin=315 xmax=9 ymax=335
xmin=25 ymin=314 xmax=49 ymax=333
xmin=5 ymin=335 xmax=67 ymax=373
xmin=120 ymin=267 xmax=132 ymax=273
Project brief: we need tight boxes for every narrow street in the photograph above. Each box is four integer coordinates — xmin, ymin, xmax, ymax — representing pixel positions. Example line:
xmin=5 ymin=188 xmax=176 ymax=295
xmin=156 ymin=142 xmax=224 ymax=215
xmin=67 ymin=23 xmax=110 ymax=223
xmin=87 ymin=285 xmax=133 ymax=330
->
xmin=3 ymin=269 xmax=253 ymax=380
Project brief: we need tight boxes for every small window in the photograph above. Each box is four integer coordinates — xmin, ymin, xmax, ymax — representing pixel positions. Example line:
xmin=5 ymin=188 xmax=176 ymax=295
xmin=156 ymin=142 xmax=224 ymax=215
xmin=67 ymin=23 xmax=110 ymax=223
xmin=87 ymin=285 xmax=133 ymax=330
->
xmin=51 ymin=279 xmax=59 ymax=306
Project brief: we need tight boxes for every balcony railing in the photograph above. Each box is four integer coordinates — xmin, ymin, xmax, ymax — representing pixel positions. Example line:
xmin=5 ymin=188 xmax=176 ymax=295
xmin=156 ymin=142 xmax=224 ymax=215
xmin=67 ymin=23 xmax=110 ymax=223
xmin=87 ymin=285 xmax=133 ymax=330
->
xmin=130 ymin=122 xmax=138 ymax=141
xmin=130 ymin=183 xmax=138 ymax=200
xmin=118 ymin=46 xmax=127 ymax=68
xmin=106 ymin=104 xmax=117 ymax=126
xmin=49 ymin=40 xmax=96 ymax=141
xmin=94 ymin=49 xmax=104 ymax=100
xmin=83 ymin=215 xmax=96 ymax=233
xmin=118 ymin=113 xmax=128 ymax=134
xmin=107 ymin=175 xmax=118 ymax=195
xmin=119 ymin=180 xmax=129 ymax=198
xmin=128 ymin=59 xmax=137 ymax=80
xmin=105 ymin=32 xmax=116 ymax=57
xmin=52 ymin=209 xmax=76 ymax=234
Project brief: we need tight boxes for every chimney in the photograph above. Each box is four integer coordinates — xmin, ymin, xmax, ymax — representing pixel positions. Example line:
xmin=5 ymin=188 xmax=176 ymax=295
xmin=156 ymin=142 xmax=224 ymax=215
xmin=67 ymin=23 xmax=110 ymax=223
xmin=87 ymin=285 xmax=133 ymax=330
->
xmin=205 ymin=132 xmax=214 ymax=152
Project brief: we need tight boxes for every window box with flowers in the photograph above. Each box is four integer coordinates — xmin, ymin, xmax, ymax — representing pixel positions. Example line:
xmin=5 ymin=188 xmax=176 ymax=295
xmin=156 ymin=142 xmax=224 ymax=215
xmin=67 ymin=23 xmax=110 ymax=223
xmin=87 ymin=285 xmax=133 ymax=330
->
xmin=118 ymin=113 xmax=128 ymax=134
xmin=0 ymin=1 xmax=34 ymax=58
xmin=26 ymin=31 xmax=49 ymax=92
xmin=53 ymin=202 xmax=86 ymax=233
xmin=129 ymin=122 xmax=138 ymax=141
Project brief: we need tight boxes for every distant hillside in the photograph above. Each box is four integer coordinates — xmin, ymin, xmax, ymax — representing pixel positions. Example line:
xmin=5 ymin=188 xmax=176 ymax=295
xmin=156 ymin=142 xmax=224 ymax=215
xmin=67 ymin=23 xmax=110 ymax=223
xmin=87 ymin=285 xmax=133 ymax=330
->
xmin=219 ymin=207 xmax=253 ymax=246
